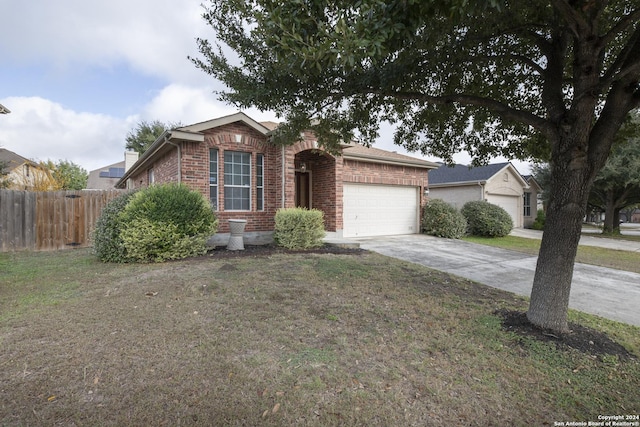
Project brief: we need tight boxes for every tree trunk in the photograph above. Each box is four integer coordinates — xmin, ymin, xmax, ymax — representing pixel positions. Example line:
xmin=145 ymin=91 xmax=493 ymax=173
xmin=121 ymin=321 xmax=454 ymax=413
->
xmin=602 ymin=191 xmax=616 ymax=233
xmin=527 ymin=157 xmax=593 ymax=332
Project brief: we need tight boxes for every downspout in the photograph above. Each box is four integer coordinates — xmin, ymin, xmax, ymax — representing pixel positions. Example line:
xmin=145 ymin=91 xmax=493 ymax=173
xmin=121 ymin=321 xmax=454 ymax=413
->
xmin=281 ymin=145 xmax=286 ymax=208
xmin=166 ymin=136 xmax=181 ymax=184
xmin=478 ymin=181 xmax=484 ymax=200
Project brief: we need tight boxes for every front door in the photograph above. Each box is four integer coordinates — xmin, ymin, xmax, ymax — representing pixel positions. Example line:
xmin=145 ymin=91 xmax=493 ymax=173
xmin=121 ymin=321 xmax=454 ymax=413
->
xmin=295 ymin=172 xmax=311 ymax=208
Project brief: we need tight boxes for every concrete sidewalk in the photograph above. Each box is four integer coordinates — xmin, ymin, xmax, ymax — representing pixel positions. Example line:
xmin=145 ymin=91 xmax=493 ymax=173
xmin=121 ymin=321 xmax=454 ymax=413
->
xmin=356 ymin=234 xmax=640 ymax=327
xmin=510 ymin=227 xmax=640 ymax=253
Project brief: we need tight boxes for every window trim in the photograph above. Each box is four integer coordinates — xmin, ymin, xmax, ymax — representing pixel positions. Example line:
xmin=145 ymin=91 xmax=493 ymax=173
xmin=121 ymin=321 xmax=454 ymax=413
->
xmin=224 ymin=150 xmax=252 ymax=211
xmin=209 ymin=149 xmax=219 ymax=211
xmin=523 ymin=192 xmax=531 ymax=217
xmin=256 ymin=153 xmax=264 ymax=211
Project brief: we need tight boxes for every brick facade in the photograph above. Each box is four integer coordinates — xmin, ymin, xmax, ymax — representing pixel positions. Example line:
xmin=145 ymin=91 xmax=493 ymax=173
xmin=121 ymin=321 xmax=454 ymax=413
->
xmin=124 ymin=116 xmax=432 ymax=235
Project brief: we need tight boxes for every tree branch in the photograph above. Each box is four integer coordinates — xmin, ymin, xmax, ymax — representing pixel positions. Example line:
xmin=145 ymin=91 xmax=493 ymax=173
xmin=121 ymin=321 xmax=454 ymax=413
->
xmin=600 ymin=7 xmax=640 ymax=47
xmin=376 ymin=90 xmax=551 ymax=135
xmin=550 ymin=0 xmax=589 ymax=37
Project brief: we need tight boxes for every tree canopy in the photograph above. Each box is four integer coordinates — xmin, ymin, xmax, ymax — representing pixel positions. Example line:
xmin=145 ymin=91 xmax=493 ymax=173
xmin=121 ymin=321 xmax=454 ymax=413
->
xmin=52 ymin=159 xmax=88 ymax=190
xmin=193 ymin=0 xmax=640 ymax=332
xmin=125 ymin=120 xmax=181 ymax=155
xmin=588 ymin=111 xmax=640 ymax=232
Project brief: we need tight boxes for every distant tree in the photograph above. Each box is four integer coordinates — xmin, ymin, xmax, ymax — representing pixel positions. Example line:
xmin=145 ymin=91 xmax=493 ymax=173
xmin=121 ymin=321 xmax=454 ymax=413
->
xmin=0 ymin=160 xmax=11 ymax=189
xmin=125 ymin=120 xmax=182 ymax=155
xmin=531 ymin=163 xmax=551 ymax=205
xmin=52 ymin=160 xmax=88 ymax=190
xmin=588 ymin=113 xmax=640 ymax=233
xmin=534 ymin=114 xmax=640 ymax=234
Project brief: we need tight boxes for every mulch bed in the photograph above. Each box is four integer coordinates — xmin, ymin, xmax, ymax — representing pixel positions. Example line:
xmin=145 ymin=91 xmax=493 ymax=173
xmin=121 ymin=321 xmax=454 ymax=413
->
xmin=497 ymin=309 xmax=636 ymax=360
xmin=205 ymin=243 xmax=366 ymax=259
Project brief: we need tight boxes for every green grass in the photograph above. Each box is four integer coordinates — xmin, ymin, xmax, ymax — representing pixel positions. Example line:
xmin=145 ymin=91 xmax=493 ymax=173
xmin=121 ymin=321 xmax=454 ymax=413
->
xmin=0 ymin=249 xmax=638 ymax=426
xmin=463 ymin=235 xmax=640 ymax=273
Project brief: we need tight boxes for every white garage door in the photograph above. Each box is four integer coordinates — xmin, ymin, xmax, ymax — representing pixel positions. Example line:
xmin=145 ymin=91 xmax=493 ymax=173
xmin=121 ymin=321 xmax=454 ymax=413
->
xmin=343 ymin=184 xmax=419 ymax=238
xmin=486 ymin=195 xmax=520 ymax=228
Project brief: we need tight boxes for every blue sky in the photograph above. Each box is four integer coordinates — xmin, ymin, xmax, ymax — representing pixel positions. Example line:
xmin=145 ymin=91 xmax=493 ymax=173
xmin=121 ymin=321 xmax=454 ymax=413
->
xmin=0 ymin=0 xmax=530 ymax=173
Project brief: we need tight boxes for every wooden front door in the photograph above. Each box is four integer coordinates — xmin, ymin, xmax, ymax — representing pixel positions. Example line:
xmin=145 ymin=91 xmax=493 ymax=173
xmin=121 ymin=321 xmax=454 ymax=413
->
xmin=295 ymin=172 xmax=311 ymax=209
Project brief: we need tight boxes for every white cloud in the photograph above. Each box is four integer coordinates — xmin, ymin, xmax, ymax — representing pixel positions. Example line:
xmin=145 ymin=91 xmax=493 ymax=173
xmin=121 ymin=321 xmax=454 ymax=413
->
xmin=0 ymin=96 xmax=135 ymax=172
xmin=1 ymin=0 xmax=211 ymax=84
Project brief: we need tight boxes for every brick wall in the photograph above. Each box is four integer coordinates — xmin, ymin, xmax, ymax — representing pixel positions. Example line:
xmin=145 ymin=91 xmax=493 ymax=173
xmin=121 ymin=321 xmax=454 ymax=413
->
xmin=126 ymin=120 xmax=430 ymax=235
xmin=343 ymin=159 xmax=429 ymax=210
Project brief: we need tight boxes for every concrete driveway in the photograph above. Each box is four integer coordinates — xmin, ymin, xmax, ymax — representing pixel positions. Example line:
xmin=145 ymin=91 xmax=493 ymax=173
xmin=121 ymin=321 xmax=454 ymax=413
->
xmin=355 ymin=234 xmax=640 ymax=327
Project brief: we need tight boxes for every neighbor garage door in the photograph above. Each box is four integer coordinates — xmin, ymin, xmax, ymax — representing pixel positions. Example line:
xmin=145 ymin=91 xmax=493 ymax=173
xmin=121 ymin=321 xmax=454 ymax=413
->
xmin=343 ymin=184 xmax=419 ymax=237
xmin=486 ymin=195 xmax=520 ymax=228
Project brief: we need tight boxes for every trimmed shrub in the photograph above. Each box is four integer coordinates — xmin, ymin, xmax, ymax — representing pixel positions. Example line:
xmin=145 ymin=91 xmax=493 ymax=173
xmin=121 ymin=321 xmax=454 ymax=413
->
xmin=92 ymin=191 xmax=138 ymax=262
xmin=421 ymin=199 xmax=467 ymax=239
xmin=274 ymin=207 xmax=325 ymax=250
xmin=119 ymin=183 xmax=218 ymax=262
xmin=461 ymin=200 xmax=513 ymax=237
xmin=532 ymin=209 xmax=545 ymax=230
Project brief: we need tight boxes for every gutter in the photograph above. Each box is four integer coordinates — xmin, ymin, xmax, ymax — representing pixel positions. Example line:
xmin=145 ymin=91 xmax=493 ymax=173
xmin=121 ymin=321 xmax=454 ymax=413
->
xmin=342 ymin=152 xmax=438 ymax=169
xmin=478 ymin=181 xmax=484 ymax=201
xmin=281 ymin=145 xmax=286 ymax=208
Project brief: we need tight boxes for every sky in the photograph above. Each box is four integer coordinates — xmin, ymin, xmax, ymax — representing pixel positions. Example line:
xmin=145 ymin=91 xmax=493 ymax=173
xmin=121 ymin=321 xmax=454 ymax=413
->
xmin=0 ymin=1 xmax=531 ymax=174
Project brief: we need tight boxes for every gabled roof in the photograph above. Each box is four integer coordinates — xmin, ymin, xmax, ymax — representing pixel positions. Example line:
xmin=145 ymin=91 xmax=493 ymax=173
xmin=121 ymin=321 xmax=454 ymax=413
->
xmin=0 ymin=148 xmax=37 ymax=170
xmin=429 ymin=162 xmax=528 ymax=187
xmin=179 ymin=112 xmax=271 ymax=135
xmin=522 ymin=174 xmax=543 ymax=191
xmin=343 ymin=144 xmax=439 ymax=169
xmin=0 ymin=103 xmax=10 ymax=114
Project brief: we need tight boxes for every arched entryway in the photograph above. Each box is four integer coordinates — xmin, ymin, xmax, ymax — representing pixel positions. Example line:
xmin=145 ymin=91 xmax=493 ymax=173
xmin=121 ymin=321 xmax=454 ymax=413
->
xmin=293 ymin=149 xmax=339 ymax=230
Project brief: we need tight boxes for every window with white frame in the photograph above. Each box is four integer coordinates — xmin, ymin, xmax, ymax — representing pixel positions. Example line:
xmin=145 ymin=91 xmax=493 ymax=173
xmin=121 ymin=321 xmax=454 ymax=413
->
xmin=523 ymin=192 xmax=531 ymax=217
xmin=224 ymin=151 xmax=251 ymax=210
xmin=148 ymin=168 xmax=155 ymax=184
xmin=256 ymin=154 xmax=264 ymax=211
xmin=209 ymin=149 xmax=218 ymax=210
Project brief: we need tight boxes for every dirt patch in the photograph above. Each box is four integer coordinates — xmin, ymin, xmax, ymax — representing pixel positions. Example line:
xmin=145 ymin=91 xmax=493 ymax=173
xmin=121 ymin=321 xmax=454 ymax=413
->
xmin=497 ymin=309 xmax=636 ymax=360
xmin=205 ymin=244 xmax=367 ymax=258
xmin=204 ymin=243 xmax=366 ymax=258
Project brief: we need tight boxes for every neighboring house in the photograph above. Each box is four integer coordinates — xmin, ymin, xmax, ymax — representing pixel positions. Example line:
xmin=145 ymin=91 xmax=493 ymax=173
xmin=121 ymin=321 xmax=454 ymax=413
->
xmin=0 ymin=148 xmax=46 ymax=190
xmin=427 ymin=162 xmax=530 ymax=228
xmin=86 ymin=152 xmax=139 ymax=190
xmin=0 ymin=103 xmax=10 ymax=114
xmin=522 ymin=175 xmax=544 ymax=228
xmin=116 ymin=112 xmax=439 ymax=240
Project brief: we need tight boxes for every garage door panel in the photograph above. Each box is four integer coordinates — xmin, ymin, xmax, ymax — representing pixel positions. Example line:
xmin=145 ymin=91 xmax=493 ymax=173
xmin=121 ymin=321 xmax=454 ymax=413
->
xmin=343 ymin=184 xmax=418 ymax=237
xmin=486 ymin=195 xmax=519 ymax=228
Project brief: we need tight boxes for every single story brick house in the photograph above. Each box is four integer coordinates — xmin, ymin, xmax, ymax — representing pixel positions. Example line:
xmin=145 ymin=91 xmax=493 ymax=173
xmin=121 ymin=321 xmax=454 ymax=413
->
xmin=427 ymin=162 xmax=534 ymax=228
xmin=116 ymin=112 xmax=439 ymax=241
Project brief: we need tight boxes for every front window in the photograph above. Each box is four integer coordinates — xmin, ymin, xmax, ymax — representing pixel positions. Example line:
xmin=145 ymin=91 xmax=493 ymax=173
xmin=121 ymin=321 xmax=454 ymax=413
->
xmin=224 ymin=151 xmax=251 ymax=210
xmin=209 ymin=149 xmax=218 ymax=210
xmin=523 ymin=192 xmax=531 ymax=217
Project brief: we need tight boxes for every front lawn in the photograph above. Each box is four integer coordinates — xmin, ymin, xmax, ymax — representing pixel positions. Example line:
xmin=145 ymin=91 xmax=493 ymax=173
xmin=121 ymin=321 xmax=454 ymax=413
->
xmin=463 ymin=235 xmax=640 ymax=274
xmin=1 ymin=249 xmax=638 ymax=426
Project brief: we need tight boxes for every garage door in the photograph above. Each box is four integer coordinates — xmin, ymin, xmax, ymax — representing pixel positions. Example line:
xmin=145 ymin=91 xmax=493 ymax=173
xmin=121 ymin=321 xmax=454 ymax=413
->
xmin=343 ymin=184 xmax=419 ymax=237
xmin=486 ymin=195 xmax=520 ymax=228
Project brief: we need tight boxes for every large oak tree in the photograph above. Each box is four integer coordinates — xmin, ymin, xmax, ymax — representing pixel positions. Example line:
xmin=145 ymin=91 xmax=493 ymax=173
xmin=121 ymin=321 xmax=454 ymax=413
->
xmin=192 ymin=0 xmax=640 ymax=332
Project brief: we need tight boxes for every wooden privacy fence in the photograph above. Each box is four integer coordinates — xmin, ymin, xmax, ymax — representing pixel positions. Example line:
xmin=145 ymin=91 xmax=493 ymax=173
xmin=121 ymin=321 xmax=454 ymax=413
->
xmin=0 ymin=189 xmax=125 ymax=252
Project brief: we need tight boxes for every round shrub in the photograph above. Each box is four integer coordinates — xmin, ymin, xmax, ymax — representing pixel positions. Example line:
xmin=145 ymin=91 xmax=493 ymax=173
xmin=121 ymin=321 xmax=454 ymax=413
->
xmin=461 ymin=200 xmax=513 ymax=237
xmin=532 ymin=209 xmax=545 ymax=230
xmin=421 ymin=199 xmax=467 ymax=239
xmin=274 ymin=207 xmax=325 ymax=250
xmin=92 ymin=191 xmax=138 ymax=262
xmin=119 ymin=183 xmax=218 ymax=262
